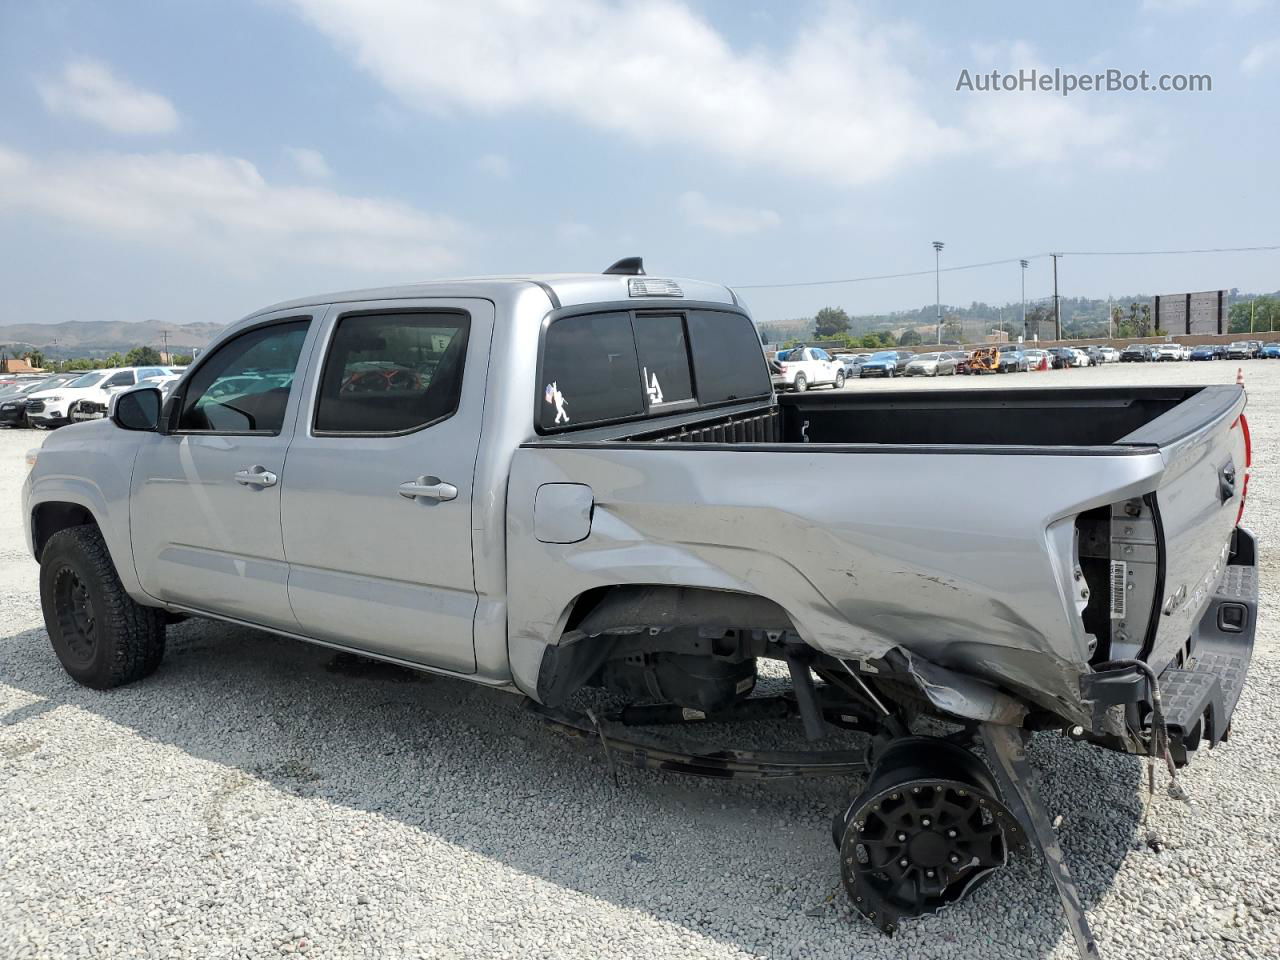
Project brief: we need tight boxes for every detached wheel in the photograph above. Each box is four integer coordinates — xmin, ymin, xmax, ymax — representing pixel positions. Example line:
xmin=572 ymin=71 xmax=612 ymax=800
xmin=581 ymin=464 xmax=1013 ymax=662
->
xmin=834 ymin=737 xmax=1025 ymax=934
xmin=793 ymin=373 xmax=808 ymax=392
xmin=40 ymin=526 xmax=165 ymax=689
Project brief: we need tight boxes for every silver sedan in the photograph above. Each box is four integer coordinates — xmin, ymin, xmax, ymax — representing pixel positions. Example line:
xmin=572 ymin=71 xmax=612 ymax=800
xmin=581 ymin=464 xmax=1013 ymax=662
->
xmin=903 ymin=352 xmax=958 ymax=376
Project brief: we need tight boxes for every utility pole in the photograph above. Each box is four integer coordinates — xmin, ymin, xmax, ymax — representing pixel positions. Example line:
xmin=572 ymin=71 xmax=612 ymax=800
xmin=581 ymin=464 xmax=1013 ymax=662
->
xmin=933 ymin=241 xmax=945 ymax=345
xmin=1019 ymin=259 xmax=1028 ymax=341
xmin=1051 ymin=253 xmax=1062 ymax=341
xmin=1107 ymin=295 xmax=1113 ymax=339
xmin=161 ymin=329 xmax=170 ymax=363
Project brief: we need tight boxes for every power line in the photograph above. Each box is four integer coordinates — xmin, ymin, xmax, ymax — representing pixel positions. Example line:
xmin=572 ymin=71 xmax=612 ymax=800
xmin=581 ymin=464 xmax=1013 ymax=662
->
xmin=733 ymin=243 xmax=1280 ymax=291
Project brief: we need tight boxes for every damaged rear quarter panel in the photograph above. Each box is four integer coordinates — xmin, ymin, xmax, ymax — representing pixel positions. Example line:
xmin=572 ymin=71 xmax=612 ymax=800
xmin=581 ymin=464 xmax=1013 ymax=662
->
xmin=506 ymin=443 xmax=1167 ymax=719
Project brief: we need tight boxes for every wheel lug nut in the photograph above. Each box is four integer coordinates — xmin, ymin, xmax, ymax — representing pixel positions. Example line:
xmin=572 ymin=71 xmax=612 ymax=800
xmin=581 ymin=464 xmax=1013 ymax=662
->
xmin=896 ymin=832 xmax=907 ymax=842
xmin=899 ymin=858 xmax=909 ymax=868
xmin=921 ymin=818 xmax=931 ymax=827
xmin=947 ymin=829 xmax=957 ymax=838
xmin=949 ymin=853 xmax=961 ymax=864
xmin=926 ymin=869 xmax=935 ymax=878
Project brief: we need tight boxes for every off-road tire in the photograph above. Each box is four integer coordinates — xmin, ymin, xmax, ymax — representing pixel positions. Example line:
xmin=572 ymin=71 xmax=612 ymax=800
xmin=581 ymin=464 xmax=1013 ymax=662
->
xmin=793 ymin=373 xmax=808 ymax=392
xmin=40 ymin=525 xmax=166 ymax=689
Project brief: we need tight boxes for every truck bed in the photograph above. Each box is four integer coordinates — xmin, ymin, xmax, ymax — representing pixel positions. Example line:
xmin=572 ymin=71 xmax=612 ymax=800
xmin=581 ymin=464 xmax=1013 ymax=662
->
xmin=614 ymin=385 xmax=1236 ymax=450
xmin=510 ymin=383 xmax=1249 ymax=730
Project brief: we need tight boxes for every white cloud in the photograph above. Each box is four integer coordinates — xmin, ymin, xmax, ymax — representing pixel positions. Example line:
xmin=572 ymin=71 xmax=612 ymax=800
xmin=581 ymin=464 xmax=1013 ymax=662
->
xmin=38 ymin=59 xmax=179 ymax=135
xmin=678 ymin=191 xmax=781 ymax=236
xmin=283 ymin=0 xmax=963 ymax=187
xmin=959 ymin=42 xmax=1145 ymax=169
xmin=1241 ymin=38 xmax=1280 ymax=73
xmin=0 ymin=145 xmax=465 ymax=274
xmin=477 ymin=152 xmax=512 ymax=178
xmin=285 ymin=146 xmax=333 ymax=179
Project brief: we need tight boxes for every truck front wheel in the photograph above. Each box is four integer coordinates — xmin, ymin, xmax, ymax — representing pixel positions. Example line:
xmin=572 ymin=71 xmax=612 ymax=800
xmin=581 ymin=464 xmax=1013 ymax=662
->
xmin=39 ymin=526 xmax=166 ymax=689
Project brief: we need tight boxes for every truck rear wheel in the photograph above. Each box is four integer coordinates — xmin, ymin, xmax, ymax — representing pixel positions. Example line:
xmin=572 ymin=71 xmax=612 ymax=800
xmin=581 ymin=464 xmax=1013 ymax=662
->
xmin=39 ymin=526 xmax=166 ymax=689
xmin=793 ymin=373 xmax=808 ymax=392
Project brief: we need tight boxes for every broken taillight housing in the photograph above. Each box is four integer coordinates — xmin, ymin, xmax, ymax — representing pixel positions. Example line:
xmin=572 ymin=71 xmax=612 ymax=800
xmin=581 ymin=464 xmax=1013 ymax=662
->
xmin=1235 ymin=413 xmax=1252 ymax=526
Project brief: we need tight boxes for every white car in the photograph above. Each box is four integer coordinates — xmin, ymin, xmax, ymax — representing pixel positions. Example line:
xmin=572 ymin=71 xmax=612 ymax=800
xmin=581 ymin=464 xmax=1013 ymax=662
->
xmin=1154 ymin=343 xmax=1183 ymax=362
xmin=1067 ymin=348 xmax=1090 ymax=367
xmin=770 ymin=346 xmax=844 ymax=392
xmin=1096 ymin=346 xmax=1120 ymax=363
xmin=27 ymin=366 xmax=176 ymax=428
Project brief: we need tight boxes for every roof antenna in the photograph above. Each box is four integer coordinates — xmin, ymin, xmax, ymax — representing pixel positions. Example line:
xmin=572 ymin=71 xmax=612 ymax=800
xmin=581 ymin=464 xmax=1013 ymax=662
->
xmin=603 ymin=257 xmax=645 ymax=276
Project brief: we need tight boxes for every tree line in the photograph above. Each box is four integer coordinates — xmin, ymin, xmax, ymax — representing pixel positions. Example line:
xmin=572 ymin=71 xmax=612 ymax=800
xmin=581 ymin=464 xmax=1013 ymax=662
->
xmin=2 ymin=345 xmax=194 ymax=372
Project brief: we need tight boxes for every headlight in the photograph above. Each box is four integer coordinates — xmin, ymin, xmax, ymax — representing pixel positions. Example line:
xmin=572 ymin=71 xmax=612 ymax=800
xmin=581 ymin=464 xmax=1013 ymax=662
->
xmin=25 ymin=448 xmax=39 ymax=470
xmin=42 ymin=395 xmax=62 ymax=403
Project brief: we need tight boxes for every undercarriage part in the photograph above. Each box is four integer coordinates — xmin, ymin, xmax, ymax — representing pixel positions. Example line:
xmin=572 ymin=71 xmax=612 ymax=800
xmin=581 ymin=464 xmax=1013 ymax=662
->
xmin=599 ymin=652 xmax=756 ymax=713
xmin=979 ymin=723 xmax=1099 ymax=960
xmin=835 ymin=736 xmax=1025 ymax=934
xmin=784 ymin=646 xmax=827 ymax=741
xmin=528 ymin=701 xmax=869 ymax=780
xmin=614 ymin=691 xmax=880 ymax=732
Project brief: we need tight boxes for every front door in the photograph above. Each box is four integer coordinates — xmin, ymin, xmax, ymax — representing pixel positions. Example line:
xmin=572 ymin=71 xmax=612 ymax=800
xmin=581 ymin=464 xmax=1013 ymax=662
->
xmin=130 ymin=316 xmax=316 ymax=631
xmin=280 ymin=300 xmax=491 ymax=673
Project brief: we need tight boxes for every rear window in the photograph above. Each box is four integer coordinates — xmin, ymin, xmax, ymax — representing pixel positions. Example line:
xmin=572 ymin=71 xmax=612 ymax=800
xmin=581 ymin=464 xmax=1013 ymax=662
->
xmin=539 ymin=308 xmax=769 ymax=431
xmin=686 ymin=310 xmax=770 ymax=404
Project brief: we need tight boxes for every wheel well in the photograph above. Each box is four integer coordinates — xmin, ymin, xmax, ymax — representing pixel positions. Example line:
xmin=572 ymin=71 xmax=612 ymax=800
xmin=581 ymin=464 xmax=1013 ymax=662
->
xmin=32 ymin=502 xmax=98 ymax=561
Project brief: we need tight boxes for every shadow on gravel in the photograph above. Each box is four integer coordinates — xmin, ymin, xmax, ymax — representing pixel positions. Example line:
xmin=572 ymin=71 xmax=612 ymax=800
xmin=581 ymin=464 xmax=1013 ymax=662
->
xmin=0 ymin=620 xmax=1145 ymax=959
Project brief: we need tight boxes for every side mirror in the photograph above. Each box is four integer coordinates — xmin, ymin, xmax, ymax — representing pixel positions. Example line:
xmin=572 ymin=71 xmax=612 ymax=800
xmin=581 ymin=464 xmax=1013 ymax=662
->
xmin=111 ymin=387 xmax=163 ymax=432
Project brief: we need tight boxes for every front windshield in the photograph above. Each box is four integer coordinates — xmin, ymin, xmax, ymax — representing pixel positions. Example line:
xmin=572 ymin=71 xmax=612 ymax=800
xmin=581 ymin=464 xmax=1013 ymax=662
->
xmin=68 ymin=372 xmax=106 ymax=388
xmin=914 ymin=353 xmax=941 ymax=361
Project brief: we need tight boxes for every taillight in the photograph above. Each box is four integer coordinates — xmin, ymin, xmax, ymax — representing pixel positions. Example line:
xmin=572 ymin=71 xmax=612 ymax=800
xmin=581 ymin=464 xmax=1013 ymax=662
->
xmin=777 ymin=363 xmax=788 ymax=373
xmin=1234 ymin=413 xmax=1252 ymax=526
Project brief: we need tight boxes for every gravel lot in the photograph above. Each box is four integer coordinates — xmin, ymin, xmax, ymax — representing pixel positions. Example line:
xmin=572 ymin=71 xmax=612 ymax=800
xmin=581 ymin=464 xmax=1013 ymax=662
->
xmin=2 ymin=359 xmax=1278 ymax=960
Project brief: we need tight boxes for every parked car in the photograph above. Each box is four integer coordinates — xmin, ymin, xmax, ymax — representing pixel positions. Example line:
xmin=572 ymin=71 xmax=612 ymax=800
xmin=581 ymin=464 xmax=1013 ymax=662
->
xmin=1065 ymin=348 xmax=1090 ymax=367
xmin=831 ymin=353 xmax=862 ymax=378
xmin=858 ymin=350 xmax=913 ymax=378
xmin=1083 ymin=346 xmax=1106 ymax=366
xmin=1020 ymin=348 xmax=1049 ymax=371
xmin=1226 ymin=341 xmax=1254 ymax=360
xmin=903 ymin=352 xmax=958 ymax=377
xmin=770 ymin=346 xmax=844 ymax=392
xmin=1121 ymin=344 xmax=1153 ymax=362
xmin=26 ymin=366 xmax=176 ymax=429
xmin=1262 ymin=342 xmax=1280 ymax=359
xmin=1045 ymin=347 xmax=1075 ymax=369
xmin=23 ymin=264 xmax=1258 ymax=953
xmin=944 ymin=350 xmax=971 ymax=375
xmin=1096 ymin=346 xmax=1120 ymax=363
xmin=1154 ymin=343 xmax=1183 ymax=362
xmin=0 ymin=374 xmax=78 ymax=428
xmin=1248 ymin=340 xmax=1264 ymax=358
xmin=1190 ymin=344 xmax=1225 ymax=361
xmin=996 ymin=348 xmax=1029 ymax=373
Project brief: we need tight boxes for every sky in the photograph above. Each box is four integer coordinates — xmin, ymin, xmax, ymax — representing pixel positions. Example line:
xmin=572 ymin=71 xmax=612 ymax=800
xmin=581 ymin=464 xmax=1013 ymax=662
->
xmin=0 ymin=0 xmax=1277 ymax=327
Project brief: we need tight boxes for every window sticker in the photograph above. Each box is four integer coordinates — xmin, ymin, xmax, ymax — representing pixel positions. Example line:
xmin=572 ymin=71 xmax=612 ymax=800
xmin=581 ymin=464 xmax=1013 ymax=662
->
xmin=644 ymin=367 xmax=664 ymax=405
xmin=544 ymin=381 xmax=569 ymax=424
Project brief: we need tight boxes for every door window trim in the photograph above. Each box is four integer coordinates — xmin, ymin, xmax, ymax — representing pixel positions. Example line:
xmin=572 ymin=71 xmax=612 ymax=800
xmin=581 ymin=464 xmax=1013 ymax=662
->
xmin=309 ymin=307 xmax=474 ymax=439
xmin=165 ymin=316 xmax=313 ymax=438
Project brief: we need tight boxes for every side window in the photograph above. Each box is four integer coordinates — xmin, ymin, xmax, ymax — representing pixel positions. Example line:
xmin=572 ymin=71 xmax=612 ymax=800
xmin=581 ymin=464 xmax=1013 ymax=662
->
xmin=314 ymin=311 xmax=470 ymax=434
xmin=632 ymin=313 xmax=693 ymax=407
xmin=813 ymin=349 xmax=831 ymax=361
xmin=177 ymin=320 xmax=309 ymax=434
xmin=104 ymin=371 xmax=134 ymax=388
xmin=686 ymin=311 xmax=772 ymax=403
xmin=540 ymin=312 xmax=643 ymax=430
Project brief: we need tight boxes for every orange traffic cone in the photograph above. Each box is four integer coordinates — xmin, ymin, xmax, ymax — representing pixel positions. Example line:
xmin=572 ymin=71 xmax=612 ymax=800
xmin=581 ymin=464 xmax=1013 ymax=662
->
xmin=1236 ymin=367 xmax=1244 ymax=385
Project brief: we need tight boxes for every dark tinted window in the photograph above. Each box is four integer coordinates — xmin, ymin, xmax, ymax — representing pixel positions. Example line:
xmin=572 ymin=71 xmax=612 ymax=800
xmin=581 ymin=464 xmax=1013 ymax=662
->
xmin=104 ymin=371 xmax=135 ymax=388
xmin=540 ymin=312 xmax=643 ymax=430
xmin=315 ymin=312 xmax=469 ymax=434
xmin=178 ymin=321 xmax=309 ymax=433
xmin=633 ymin=313 xmax=693 ymax=407
xmin=686 ymin=311 xmax=771 ymax=403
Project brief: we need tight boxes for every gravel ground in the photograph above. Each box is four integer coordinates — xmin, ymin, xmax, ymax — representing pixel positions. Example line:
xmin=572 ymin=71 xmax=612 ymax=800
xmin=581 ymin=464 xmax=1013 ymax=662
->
xmin=2 ymin=359 xmax=1278 ymax=960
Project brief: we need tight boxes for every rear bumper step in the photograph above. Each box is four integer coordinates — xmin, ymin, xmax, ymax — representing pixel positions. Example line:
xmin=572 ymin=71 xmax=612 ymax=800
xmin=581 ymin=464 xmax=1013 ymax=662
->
xmin=1080 ymin=528 xmax=1257 ymax=766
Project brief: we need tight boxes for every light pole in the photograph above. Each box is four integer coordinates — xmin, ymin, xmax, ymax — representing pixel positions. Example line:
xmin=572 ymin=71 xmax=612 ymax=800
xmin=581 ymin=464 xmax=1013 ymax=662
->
xmin=933 ymin=241 xmax=944 ymax=344
xmin=1019 ymin=259 xmax=1028 ymax=341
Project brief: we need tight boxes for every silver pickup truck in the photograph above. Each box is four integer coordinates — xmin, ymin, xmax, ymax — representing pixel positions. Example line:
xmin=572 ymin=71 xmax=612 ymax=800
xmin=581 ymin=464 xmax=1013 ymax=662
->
xmin=24 ymin=260 xmax=1258 ymax=954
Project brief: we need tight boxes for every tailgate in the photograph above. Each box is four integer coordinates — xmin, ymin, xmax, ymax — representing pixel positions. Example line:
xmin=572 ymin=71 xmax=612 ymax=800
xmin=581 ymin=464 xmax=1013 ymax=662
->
xmin=1120 ymin=384 xmax=1250 ymax=669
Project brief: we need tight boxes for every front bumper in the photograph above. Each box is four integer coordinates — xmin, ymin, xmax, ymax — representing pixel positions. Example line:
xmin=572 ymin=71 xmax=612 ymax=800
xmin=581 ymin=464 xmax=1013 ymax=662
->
xmin=859 ymin=366 xmax=893 ymax=377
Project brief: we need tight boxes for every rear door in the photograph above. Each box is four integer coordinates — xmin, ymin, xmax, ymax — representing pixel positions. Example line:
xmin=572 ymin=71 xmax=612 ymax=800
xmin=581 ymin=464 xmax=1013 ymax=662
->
xmin=130 ymin=313 xmax=318 ymax=630
xmin=279 ymin=299 xmax=493 ymax=673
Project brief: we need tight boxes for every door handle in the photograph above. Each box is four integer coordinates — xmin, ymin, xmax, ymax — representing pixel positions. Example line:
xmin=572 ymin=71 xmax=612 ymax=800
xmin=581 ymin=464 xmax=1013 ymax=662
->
xmin=234 ymin=466 xmax=278 ymax=487
xmin=399 ymin=476 xmax=458 ymax=502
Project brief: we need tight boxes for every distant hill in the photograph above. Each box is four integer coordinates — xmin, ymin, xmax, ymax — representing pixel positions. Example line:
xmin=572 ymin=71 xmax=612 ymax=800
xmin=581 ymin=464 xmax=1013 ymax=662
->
xmin=0 ymin=319 xmax=224 ymax=359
